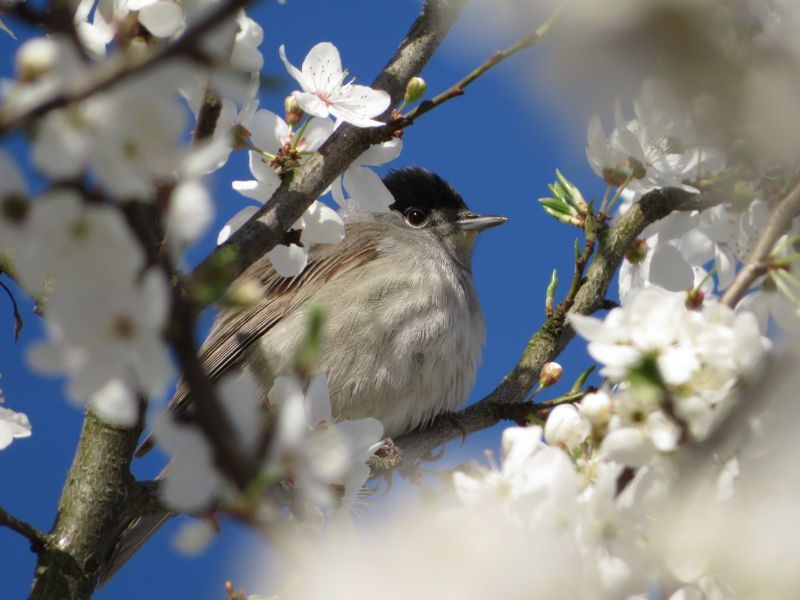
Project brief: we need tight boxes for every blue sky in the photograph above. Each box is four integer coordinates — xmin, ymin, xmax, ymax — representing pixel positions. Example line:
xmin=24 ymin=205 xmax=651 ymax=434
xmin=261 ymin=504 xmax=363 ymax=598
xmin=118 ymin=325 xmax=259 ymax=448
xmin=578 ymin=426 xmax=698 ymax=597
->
xmin=0 ymin=1 xmax=604 ymax=597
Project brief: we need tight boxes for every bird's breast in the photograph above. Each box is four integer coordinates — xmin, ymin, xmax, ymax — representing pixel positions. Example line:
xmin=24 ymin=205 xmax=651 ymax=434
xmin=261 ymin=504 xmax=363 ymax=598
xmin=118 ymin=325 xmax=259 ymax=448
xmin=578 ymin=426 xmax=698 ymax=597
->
xmin=249 ymin=253 xmax=486 ymax=438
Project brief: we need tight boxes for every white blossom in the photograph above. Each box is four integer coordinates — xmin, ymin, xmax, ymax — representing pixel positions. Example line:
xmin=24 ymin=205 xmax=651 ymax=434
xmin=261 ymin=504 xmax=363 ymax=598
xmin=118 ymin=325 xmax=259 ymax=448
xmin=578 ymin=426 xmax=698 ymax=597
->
xmin=223 ymin=108 xmax=343 ymax=276
xmin=279 ymin=42 xmax=391 ymax=128
xmin=544 ymin=404 xmax=590 ymax=451
xmin=0 ymin=405 xmax=31 ymax=450
xmin=30 ymin=71 xmax=187 ymax=199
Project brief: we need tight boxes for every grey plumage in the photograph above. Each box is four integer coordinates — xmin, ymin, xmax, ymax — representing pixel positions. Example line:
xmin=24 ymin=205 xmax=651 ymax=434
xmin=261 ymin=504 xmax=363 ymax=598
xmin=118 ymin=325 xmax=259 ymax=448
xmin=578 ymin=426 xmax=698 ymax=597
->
xmin=99 ymin=167 xmax=505 ymax=585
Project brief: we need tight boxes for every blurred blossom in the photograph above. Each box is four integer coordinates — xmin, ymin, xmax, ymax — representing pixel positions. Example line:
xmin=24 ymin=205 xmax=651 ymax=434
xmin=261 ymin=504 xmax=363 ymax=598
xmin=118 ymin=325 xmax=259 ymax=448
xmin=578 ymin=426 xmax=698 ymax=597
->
xmin=586 ymin=80 xmax=725 ymax=195
xmin=544 ymin=404 xmax=590 ymax=451
xmin=26 ymin=68 xmax=188 ymax=199
xmin=12 ymin=191 xmax=172 ymax=425
xmin=153 ymin=372 xmax=382 ymax=521
xmin=153 ymin=372 xmax=264 ymax=512
xmin=268 ymin=374 xmax=384 ymax=513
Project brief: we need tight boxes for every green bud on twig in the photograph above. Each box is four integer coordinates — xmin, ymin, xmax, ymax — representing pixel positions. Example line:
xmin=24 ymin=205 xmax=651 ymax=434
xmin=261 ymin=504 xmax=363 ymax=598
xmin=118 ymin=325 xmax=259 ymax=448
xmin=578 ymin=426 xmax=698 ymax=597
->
xmin=404 ymin=76 xmax=427 ymax=106
xmin=545 ymin=269 xmax=558 ymax=316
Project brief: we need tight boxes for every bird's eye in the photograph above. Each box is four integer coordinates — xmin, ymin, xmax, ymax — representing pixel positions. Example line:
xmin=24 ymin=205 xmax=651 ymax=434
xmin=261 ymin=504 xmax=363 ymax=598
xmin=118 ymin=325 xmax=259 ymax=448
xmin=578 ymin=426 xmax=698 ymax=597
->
xmin=404 ymin=207 xmax=428 ymax=228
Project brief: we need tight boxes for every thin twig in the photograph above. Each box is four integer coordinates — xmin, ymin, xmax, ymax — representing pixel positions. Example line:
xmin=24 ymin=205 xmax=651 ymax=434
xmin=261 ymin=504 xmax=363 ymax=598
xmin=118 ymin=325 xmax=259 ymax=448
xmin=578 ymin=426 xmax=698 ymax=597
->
xmin=0 ymin=505 xmax=46 ymax=551
xmin=556 ymin=235 xmax=595 ymax=315
xmin=0 ymin=279 xmax=23 ymax=340
xmin=400 ymin=2 xmax=564 ymax=125
xmin=721 ymin=180 xmax=800 ymax=308
xmin=489 ymin=390 xmax=589 ymax=425
xmin=193 ymin=89 xmax=223 ymax=143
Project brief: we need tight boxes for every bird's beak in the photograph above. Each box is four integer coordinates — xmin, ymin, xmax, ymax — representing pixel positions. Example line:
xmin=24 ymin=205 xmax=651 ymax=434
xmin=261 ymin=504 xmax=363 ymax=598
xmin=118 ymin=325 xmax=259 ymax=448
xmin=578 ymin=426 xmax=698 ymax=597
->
xmin=455 ymin=212 xmax=508 ymax=232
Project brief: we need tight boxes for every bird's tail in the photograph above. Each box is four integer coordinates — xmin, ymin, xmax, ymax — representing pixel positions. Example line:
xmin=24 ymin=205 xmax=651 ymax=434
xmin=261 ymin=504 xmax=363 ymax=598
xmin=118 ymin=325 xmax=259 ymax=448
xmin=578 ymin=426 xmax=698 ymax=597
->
xmin=97 ymin=463 xmax=175 ymax=586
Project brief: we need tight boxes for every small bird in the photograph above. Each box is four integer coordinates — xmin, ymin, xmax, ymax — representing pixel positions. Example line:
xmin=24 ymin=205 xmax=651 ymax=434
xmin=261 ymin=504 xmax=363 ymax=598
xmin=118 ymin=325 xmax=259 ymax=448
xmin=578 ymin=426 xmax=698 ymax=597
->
xmin=101 ymin=166 xmax=506 ymax=581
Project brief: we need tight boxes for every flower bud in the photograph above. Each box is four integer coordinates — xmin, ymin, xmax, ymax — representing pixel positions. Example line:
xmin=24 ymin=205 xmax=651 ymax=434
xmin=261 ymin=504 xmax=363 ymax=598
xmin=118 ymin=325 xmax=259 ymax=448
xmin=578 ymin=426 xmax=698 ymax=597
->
xmin=624 ymin=239 xmax=648 ymax=264
xmin=403 ymin=76 xmax=427 ymax=105
xmin=540 ymin=362 xmax=563 ymax=387
xmin=685 ymin=287 xmax=705 ymax=310
xmin=16 ymin=38 xmax=58 ymax=83
xmin=544 ymin=404 xmax=590 ymax=451
xmin=284 ymin=95 xmax=305 ymax=126
xmin=579 ymin=391 xmax=612 ymax=428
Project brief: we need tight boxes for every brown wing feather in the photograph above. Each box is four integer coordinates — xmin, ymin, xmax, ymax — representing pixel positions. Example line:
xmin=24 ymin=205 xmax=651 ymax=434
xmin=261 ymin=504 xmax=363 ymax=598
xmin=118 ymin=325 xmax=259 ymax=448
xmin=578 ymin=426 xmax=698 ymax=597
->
xmin=135 ymin=225 xmax=380 ymax=457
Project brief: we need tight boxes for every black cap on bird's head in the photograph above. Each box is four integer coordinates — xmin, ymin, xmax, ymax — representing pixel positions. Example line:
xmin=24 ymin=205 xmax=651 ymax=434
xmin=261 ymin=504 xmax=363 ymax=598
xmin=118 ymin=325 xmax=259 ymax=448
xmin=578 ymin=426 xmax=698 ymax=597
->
xmin=383 ymin=167 xmax=507 ymax=233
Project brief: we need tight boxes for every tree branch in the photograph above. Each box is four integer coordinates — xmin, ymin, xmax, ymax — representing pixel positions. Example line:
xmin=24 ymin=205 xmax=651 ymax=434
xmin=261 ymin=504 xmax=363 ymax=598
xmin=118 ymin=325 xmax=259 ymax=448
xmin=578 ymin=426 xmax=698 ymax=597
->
xmin=720 ymin=180 xmax=800 ymax=308
xmin=378 ymin=187 xmax=708 ymax=474
xmin=0 ymin=505 xmax=46 ymax=551
xmin=29 ymin=412 xmax=144 ymax=600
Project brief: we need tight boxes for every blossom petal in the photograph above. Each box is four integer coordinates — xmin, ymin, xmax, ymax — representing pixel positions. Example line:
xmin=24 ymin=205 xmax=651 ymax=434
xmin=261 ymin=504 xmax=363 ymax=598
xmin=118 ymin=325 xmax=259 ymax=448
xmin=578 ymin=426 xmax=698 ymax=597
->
xmin=249 ymin=109 xmax=289 ymax=154
xmin=89 ymin=378 xmax=139 ymax=427
xmin=301 ymin=42 xmax=343 ymax=94
xmin=217 ymin=205 xmax=258 ymax=245
xmin=328 ymin=86 xmax=391 ymax=127
xmin=298 ymin=117 xmax=335 ymax=152
xmin=0 ymin=407 xmax=31 ymax=450
xmin=138 ymin=2 xmax=184 ymax=38
xmin=343 ymin=165 xmax=394 ymax=212
xmin=358 ymin=138 xmax=403 ymax=166
xmin=647 ymin=243 xmax=694 ymax=292
xmin=279 ymin=44 xmax=311 ymax=90
xmin=300 ymin=201 xmax=345 ymax=245
xmin=291 ymin=91 xmax=330 ymax=119
xmin=267 ymin=243 xmax=308 ymax=277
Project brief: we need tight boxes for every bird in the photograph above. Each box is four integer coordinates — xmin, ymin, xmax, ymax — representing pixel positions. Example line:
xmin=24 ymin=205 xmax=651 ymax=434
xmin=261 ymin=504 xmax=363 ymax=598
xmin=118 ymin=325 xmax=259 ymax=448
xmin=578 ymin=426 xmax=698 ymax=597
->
xmin=100 ymin=166 xmax=506 ymax=582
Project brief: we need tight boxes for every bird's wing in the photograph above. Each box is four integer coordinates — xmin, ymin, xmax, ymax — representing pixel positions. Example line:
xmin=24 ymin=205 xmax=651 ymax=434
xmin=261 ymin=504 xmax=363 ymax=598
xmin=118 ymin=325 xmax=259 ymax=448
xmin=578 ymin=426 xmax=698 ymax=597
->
xmin=135 ymin=223 xmax=382 ymax=457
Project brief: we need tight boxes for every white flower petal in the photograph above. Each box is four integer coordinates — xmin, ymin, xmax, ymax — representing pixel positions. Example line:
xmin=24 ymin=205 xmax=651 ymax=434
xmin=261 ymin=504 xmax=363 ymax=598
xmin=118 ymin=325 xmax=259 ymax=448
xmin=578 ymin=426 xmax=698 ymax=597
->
xmin=89 ymin=378 xmax=139 ymax=427
xmin=267 ymin=243 xmax=308 ymax=277
xmin=343 ymin=165 xmax=394 ymax=212
xmin=0 ymin=407 xmax=31 ymax=450
xmin=300 ymin=201 xmax=345 ymax=245
xmin=172 ymin=519 xmax=216 ymax=556
xmin=358 ymin=138 xmax=403 ymax=166
xmin=647 ymin=243 xmax=694 ymax=292
xmin=600 ymin=427 xmax=656 ymax=467
xmin=138 ymin=2 xmax=184 ymax=38
xmin=301 ymin=42 xmax=343 ymax=94
xmin=278 ymin=44 xmax=311 ymax=90
xmin=298 ymin=117 xmax=335 ymax=152
xmin=291 ymin=91 xmax=330 ymax=119
xmin=305 ymin=373 xmax=333 ymax=425
xmin=168 ymin=179 xmax=213 ymax=242
xmin=217 ymin=205 xmax=258 ymax=245
xmin=249 ymin=109 xmax=290 ymax=154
